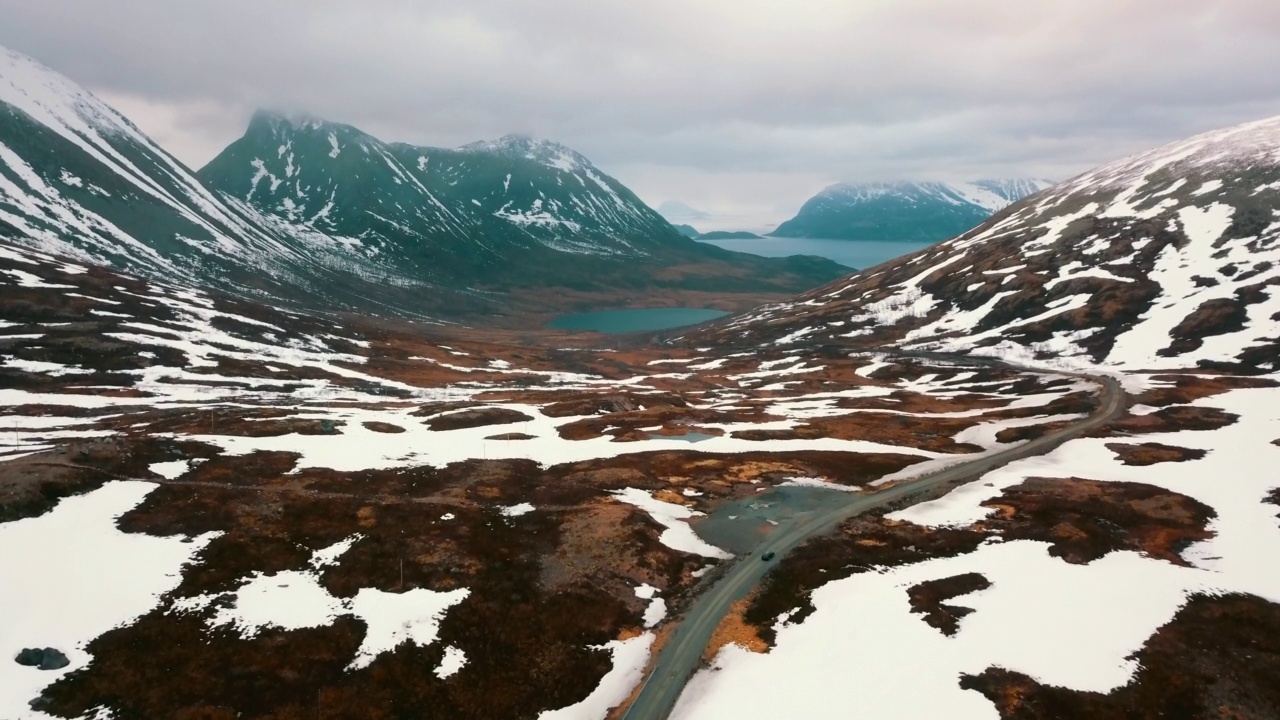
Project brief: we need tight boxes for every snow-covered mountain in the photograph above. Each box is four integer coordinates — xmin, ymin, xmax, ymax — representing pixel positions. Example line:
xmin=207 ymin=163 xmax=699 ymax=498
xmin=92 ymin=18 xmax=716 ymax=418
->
xmin=0 ymin=46 xmax=845 ymax=322
xmin=199 ymin=114 xmax=696 ymax=285
xmin=0 ymin=47 xmax=490 ymax=319
xmin=0 ymin=48 xmax=294 ymax=277
xmin=698 ymin=117 xmax=1280 ymax=373
xmin=772 ymin=179 xmax=1054 ymax=242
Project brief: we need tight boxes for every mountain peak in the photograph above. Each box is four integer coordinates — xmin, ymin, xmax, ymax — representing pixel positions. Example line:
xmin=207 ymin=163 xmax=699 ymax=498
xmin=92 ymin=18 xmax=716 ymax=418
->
xmin=459 ymin=134 xmax=589 ymax=172
xmin=245 ymin=109 xmax=368 ymax=139
xmin=774 ymin=179 xmax=1051 ymax=242
xmin=815 ymin=179 xmax=1053 ymax=210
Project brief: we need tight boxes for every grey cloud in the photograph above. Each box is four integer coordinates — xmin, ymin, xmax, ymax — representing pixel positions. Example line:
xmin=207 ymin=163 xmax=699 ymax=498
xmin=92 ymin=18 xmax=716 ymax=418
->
xmin=2 ymin=0 xmax=1278 ymax=225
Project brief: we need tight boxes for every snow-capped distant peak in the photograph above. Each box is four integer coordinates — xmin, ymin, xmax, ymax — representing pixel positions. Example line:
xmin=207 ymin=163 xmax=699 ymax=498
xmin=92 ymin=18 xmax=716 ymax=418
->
xmin=246 ymin=110 xmax=369 ymax=144
xmin=815 ymin=179 xmax=1051 ymax=213
xmin=459 ymin=134 xmax=588 ymax=172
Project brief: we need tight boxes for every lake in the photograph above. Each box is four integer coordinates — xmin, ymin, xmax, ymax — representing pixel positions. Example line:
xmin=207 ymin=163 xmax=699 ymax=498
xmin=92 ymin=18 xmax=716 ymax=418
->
xmin=697 ymin=237 xmax=935 ymax=270
xmin=547 ymin=307 xmax=729 ymax=333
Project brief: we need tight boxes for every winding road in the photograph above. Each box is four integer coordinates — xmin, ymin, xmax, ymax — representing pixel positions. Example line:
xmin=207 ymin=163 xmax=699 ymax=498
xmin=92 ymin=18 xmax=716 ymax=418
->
xmin=621 ymin=366 xmax=1126 ymax=720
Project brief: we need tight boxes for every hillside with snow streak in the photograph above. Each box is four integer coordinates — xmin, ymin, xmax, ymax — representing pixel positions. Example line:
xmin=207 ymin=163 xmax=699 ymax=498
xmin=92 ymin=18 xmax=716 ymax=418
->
xmin=0 ymin=47 xmax=468 ymax=315
xmin=702 ymin=116 xmax=1280 ymax=373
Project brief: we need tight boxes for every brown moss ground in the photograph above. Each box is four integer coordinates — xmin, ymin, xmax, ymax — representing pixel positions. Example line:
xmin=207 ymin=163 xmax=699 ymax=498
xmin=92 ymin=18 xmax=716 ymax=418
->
xmin=95 ymin=406 xmax=345 ymax=437
xmin=538 ymin=391 xmax=689 ymax=418
xmin=1133 ymin=374 xmax=1279 ymax=406
xmin=556 ymin=405 xmax=775 ymax=442
xmin=731 ymin=412 xmax=987 ymax=454
xmin=41 ymin=466 xmax=671 ymax=719
xmin=0 ymin=436 xmax=219 ymax=522
xmin=960 ymin=593 xmax=1280 ymax=719
xmin=977 ymin=477 xmax=1215 ymax=566
xmin=549 ymin=450 xmax=925 ymax=500
xmin=423 ymin=407 xmax=534 ymax=431
xmin=1105 ymin=442 xmax=1207 ymax=466
xmin=995 ymin=419 xmax=1076 ymax=443
xmin=704 ymin=595 xmax=769 ymax=661
xmin=907 ymin=572 xmax=992 ymax=636
xmin=1096 ymin=405 xmax=1238 ymax=436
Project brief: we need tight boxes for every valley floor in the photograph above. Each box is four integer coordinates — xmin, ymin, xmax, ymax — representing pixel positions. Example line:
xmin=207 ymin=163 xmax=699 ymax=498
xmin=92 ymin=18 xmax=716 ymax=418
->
xmin=0 ymin=241 xmax=1277 ymax=719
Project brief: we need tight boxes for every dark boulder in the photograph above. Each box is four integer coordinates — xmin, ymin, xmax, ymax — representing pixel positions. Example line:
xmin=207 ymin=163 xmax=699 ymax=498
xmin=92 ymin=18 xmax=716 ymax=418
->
xmin=14 ymin=647 xmax=70 ymax=670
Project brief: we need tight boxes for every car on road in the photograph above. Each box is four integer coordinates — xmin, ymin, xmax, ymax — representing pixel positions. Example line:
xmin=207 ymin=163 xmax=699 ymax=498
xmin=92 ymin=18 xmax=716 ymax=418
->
xmin=761 ymin=551 xmax=775 ymax=561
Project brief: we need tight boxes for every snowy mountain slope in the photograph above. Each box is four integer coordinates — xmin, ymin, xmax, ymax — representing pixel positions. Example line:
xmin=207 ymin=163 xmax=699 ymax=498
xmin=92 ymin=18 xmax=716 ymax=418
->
xmin=771 ymin=179 xmax=1053 ymax=242
xmin=696 ymin=117 xmax=1280 ymax=373
xmin=0 ymin=47 xmax=281 ymax=271
xmin=0 ymin=47 xmax=476 ymax=319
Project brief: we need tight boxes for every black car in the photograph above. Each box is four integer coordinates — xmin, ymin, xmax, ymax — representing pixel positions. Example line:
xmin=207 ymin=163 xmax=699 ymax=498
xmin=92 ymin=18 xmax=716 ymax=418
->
xmin=761 ymin=551 xmax=775 ymax=561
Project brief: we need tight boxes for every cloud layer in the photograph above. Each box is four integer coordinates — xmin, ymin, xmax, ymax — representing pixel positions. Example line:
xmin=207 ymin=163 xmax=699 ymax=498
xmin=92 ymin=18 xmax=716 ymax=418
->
xmin=3 ymin=0 xmax=1279 ymax=228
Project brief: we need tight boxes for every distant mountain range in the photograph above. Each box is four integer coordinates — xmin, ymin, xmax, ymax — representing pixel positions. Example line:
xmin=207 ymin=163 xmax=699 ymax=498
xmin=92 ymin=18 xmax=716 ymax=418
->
xmin=697 ymin=231 xmax=762 ymax=240
xmin=0 ymin=46 xmax=845 ymax=322
xmin=772 ymin=179 xmax=1054 ymax=243
xmin=657 ymin=200 xmax=712 ymax=222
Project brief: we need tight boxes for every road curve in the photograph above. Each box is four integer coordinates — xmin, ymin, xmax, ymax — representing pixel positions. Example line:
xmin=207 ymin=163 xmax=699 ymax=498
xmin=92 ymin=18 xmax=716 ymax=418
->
xmin=621 ymin=367 xmax=1126 ymax=720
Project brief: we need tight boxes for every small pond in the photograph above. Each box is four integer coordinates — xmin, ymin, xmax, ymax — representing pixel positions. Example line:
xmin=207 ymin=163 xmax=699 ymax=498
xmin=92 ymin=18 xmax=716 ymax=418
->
xmin=547 ymin=307 xmax=729 ymax=334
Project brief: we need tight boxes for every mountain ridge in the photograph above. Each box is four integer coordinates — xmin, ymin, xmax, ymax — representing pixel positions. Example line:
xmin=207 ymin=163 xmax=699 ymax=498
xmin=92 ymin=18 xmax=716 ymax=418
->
xmin=0 ymin=45 xmax=846 ymax=323
xmin=772 ymin=179 xmax=1053 ymax=242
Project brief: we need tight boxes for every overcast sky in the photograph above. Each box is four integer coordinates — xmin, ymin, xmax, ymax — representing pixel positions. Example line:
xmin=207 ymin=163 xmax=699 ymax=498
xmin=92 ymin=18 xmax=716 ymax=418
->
xmin=3 ymin=0 xmax=1280 ymax=229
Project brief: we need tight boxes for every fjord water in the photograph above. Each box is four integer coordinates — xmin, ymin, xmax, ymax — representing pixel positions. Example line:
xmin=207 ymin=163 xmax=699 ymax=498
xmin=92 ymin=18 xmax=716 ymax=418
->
xmin=547 ymin=307 xmax=729 ymax=333
xmin=697 ymin=236 xmax=935 ymax=270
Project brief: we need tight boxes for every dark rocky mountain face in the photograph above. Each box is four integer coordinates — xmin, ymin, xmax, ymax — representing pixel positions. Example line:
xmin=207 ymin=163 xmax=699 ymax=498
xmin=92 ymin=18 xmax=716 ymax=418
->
xmin=692 ymin=118 xmax=1280 ymax=374
xmin=771 ymin=180 xmax=1052 ymax=242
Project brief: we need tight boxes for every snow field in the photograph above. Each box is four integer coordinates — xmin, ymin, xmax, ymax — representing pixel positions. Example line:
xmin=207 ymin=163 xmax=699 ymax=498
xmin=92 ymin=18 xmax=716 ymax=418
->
xmin=170 ymin=535 xmax=472 ymax=673
xmin=0 ymin=482 xmax=219 ymax=720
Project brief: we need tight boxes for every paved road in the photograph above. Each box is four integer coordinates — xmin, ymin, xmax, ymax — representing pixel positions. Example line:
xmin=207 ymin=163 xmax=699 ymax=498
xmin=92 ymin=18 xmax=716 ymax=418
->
xmin=621 ymin=369 xmax=1126 ymax=720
